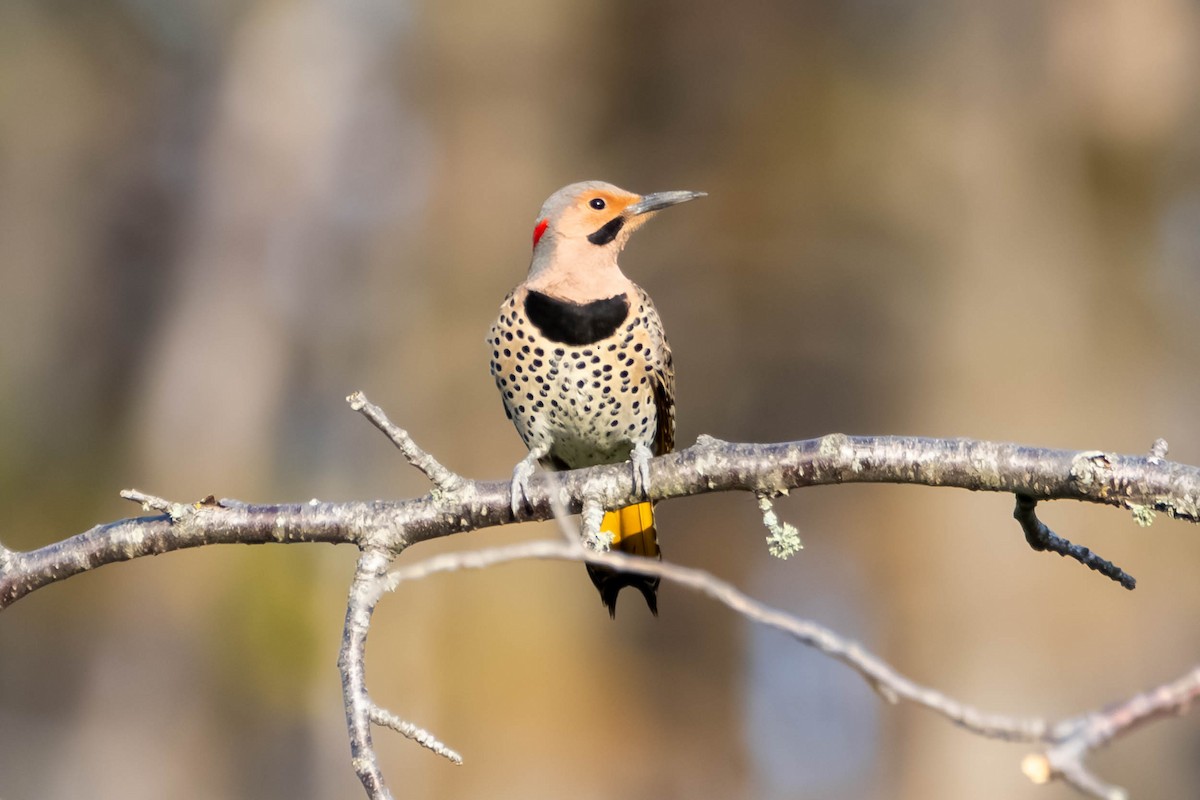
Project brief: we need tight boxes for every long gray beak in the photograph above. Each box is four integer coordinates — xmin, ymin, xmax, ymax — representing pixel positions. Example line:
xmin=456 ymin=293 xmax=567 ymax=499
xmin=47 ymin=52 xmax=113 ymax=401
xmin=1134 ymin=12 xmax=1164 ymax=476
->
xmin=625 ymin=190 xmax=706 ymax=216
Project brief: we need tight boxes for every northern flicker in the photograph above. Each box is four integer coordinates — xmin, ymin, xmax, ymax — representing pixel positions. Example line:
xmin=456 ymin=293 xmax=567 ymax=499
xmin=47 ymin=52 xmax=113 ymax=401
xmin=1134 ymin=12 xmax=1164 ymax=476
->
xmin=488 ymin=181 xmax=704 ymax=616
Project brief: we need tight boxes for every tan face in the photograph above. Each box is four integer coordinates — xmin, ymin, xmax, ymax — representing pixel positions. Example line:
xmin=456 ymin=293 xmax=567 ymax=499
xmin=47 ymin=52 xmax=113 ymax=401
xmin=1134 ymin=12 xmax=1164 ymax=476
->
xmin=535 ymin=186 xmax=650 ymax=247
xmin=524 ymin=182 xmax=704 ymax=300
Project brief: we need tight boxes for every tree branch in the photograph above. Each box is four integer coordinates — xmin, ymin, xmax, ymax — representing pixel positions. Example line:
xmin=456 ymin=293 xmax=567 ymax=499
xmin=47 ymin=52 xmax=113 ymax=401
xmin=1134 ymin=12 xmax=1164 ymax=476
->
xmin=5 ymin=431 xmax=1196 ymax=609
xmin=1023 ymin=666 xmax=1200 ymax=799
xmin=338 ymin=546 xmax=464 ymax=800
xmin=340 ymin=547 xmax=394 ymax=798
xmin=1 ymin=393 xmax=1197 ymax=798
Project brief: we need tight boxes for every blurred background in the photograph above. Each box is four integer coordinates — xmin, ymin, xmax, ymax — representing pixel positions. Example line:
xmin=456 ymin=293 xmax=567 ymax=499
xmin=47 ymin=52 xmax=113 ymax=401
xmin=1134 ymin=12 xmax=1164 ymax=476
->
xmin=2 ymin=1 xmax=1199 ymax=798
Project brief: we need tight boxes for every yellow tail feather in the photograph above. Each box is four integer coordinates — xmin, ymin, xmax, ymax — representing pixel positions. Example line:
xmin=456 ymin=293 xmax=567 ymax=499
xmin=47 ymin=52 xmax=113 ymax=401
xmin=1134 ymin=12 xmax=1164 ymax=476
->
xmin=590 ymin=502 xmax=661 ymax=617
xmin=601 ymin=502 xmax=658 ymax=557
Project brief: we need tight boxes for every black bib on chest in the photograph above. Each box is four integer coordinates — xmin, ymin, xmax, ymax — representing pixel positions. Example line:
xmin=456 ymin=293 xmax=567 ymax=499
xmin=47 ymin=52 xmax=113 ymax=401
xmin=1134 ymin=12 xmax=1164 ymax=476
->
xmin=524 ymin=290 xmax=630 ymax=346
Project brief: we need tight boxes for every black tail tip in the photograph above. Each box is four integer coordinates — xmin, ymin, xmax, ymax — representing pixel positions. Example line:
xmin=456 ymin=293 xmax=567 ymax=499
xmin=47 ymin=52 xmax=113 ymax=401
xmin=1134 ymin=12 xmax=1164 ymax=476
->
xmin=587 ymin=564 xmax=660 ymax=618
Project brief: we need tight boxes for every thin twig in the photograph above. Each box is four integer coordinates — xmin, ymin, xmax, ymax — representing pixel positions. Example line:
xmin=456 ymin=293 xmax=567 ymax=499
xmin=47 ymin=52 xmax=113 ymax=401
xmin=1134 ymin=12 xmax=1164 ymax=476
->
xmin=547 ymin=479 xmax=590 ymax=549
xmin=347 ymin=391 xmax=464 ymax=493
xmin=369 ymin=707 xmax=462 ymax=765
xmin=383 ymin=538 xmax=1200 ymax=797
xmin=385 ymin=540 xmax=1051 ymax=741
xmin=120 ymin=488 xmax=185 ymax=518
xmin=1013 ymin=494 xmax=1135 ymax=589
xmin=1023 ymin=666 xmax=1200 ymax=799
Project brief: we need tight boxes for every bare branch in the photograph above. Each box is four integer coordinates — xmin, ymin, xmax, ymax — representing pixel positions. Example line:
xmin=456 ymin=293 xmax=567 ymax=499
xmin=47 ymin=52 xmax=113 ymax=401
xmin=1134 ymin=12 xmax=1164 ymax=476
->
xmin=0 ymin=500 xmax=375 ymax=609
xmin=120 ymin=488 xmax=184 ymax=517
xmin=6 ymin=422 xmax=1199 ymax=609
xmin=338 ymin=548 xmax=399 ymax=800
xmin=338 ymin=545 xmax=463 ymax=799
xmin=369 ymin=707 xmax=462 ymax=766
xmin=386 ymin=541 xmax=1051 ymax=740
xmin=5 ymin=393 xmax=1200 ymax=798
xmin=1013 ymin=494 xmax=1136 ymax=589
xmin=380 ymin=537 xmax=1200 ymax=797
xmin=1022 ymin=666 xmax=1200 ymax=799
xmin=347 ymin=391 xmax=464 ymax=493
xmin=339 ymin=548 xmax=390 ymax=798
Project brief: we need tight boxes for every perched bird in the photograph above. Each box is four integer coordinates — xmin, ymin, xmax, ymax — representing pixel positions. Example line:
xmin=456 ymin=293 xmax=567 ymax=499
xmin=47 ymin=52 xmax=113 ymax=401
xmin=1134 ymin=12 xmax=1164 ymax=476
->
xmin=488 ymin=181 xmax=704 ymax=616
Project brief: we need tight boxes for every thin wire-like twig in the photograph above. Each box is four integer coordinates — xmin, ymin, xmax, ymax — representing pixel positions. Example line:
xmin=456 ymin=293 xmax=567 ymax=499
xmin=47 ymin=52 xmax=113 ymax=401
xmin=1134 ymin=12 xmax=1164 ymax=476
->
xmin=547 ymin=479 xmax=590 ymax=549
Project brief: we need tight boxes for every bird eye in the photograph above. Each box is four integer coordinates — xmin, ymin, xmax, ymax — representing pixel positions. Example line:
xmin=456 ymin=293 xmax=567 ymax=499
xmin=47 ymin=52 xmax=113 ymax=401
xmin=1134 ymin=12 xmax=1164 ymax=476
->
xmin=589 ymin=197 xmax=606 ymax=210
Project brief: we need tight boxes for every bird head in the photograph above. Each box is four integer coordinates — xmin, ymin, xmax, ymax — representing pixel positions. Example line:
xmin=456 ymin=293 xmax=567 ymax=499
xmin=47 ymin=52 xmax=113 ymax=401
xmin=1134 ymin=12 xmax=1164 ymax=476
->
xmin=531 ymin=181 xmax=705 ymax=252
xmin=525 ymin=181 xmax=704 ymax=296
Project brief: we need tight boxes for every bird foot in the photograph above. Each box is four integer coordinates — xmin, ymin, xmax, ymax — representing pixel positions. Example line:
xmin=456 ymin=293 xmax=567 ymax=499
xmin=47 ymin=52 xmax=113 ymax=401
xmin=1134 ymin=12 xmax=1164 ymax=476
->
xmin=631 ymin=443 xmax=653 ymax=500
xmin=510 ymin=446 xmax=548 ymax=517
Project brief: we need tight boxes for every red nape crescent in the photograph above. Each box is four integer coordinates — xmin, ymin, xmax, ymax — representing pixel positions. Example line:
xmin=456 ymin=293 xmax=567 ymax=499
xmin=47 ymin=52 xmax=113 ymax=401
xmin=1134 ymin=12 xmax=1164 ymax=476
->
xmin=532 ymin=218 xmax=549 ymax=249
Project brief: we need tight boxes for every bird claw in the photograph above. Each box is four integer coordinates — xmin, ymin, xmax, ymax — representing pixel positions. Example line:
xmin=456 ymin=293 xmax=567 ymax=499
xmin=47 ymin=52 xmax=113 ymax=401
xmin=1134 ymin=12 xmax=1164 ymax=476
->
xmin=631 ymin=443 xmax=653 ymax=500
xmin=510 ymin=446 xmax=548 ymax=517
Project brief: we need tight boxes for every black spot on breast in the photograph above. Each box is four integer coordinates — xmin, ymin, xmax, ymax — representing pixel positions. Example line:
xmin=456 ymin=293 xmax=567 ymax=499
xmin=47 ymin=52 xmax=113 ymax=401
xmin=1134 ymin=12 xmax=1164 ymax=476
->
xmin=524 ymin=291 xmax=631 ymax=346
